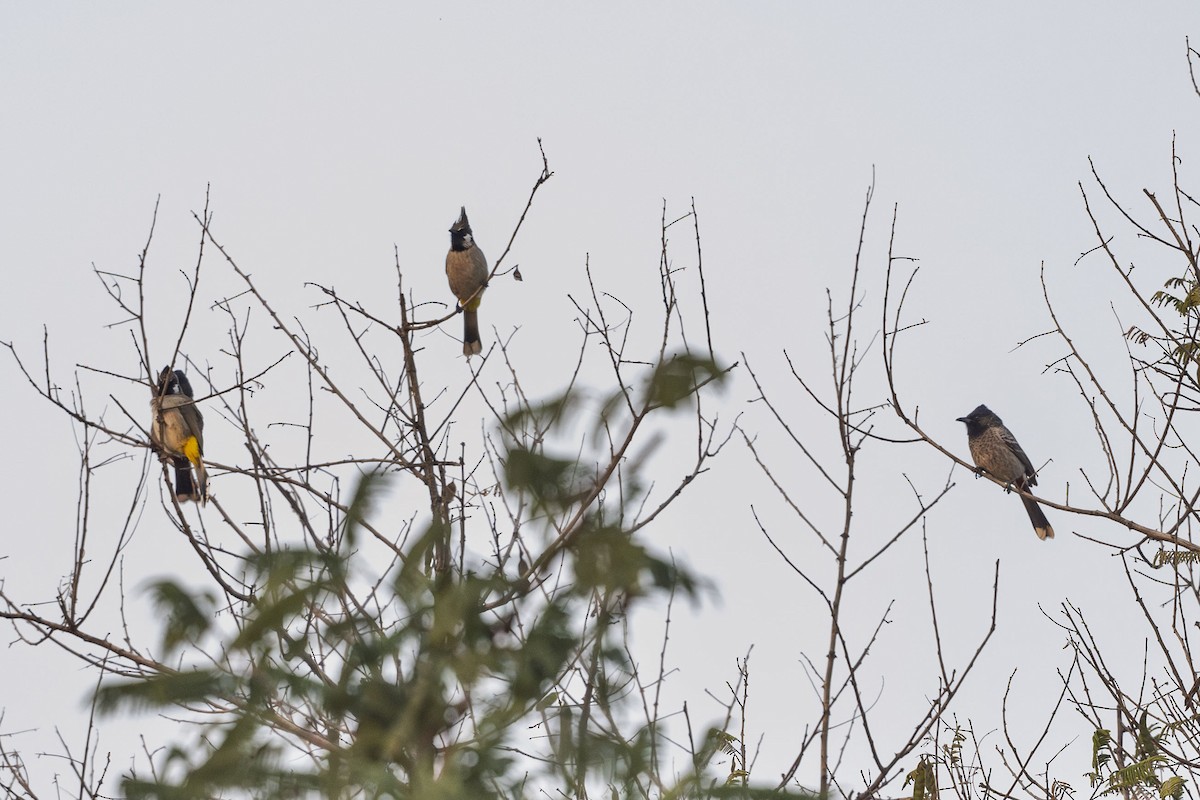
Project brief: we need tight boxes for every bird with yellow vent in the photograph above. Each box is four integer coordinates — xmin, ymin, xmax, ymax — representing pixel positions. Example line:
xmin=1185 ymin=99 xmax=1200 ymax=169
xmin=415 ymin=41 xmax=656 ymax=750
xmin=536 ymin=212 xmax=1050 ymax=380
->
xmin=150 ymin=366 xmax=208 ymax=504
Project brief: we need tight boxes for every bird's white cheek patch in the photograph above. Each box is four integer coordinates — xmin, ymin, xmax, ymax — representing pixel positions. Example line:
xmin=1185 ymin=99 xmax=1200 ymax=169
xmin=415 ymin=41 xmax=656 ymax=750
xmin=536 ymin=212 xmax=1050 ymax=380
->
xmin=463 ymin=233 xmax=474 ymax=248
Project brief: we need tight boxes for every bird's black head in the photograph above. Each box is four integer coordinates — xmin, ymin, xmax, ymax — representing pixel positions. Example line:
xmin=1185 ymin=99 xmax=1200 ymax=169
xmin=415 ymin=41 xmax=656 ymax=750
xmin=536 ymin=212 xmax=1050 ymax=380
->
xmin=174 ymin=370 xmax=194 ymax=398
xmin=156 ymin=366 xmax=176 ymax=396
xmin=956 ymin=404 xmax=1001 ymax=433
xmin=449 ymin=206 xmax=473 ymax=251
xmin=156 ymin=366 xmax=194 ymax=398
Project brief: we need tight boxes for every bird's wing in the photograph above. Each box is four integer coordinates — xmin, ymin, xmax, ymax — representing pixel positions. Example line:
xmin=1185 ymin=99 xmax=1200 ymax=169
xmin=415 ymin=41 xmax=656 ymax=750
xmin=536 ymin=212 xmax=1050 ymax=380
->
xmin=999 ymin=425 xmax=1038 ymax=484
xmin=179 ymin=404 xmax=205 ymax=449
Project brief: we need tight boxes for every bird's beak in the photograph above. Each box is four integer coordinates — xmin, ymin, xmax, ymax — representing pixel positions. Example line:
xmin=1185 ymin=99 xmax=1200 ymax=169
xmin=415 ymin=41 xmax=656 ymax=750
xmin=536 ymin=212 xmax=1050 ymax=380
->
xmin=955 ymin=416 xmax=969 ymax=423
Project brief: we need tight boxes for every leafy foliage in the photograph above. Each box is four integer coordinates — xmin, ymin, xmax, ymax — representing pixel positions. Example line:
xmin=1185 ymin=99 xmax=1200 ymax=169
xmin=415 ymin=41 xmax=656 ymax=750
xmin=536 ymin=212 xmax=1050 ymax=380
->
xmin=83 ymin=343 xmax=764 ymax=798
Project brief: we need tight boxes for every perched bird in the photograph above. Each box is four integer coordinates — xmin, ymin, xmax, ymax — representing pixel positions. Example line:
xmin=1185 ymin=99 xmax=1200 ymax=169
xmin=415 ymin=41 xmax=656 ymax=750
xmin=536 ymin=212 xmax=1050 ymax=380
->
xmin=957 ymin=404 xmax=1053 ymax=540
xmin=150 ymin=366 xmax=207 ymax=504
xmin=445 ymin=206 xmax=489 ymax=356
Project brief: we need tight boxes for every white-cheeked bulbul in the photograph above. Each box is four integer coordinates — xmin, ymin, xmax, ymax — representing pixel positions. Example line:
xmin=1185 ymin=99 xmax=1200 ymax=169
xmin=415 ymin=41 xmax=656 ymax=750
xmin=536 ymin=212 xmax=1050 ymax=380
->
xmin=150 ymin=366 xmax=208 ymax=504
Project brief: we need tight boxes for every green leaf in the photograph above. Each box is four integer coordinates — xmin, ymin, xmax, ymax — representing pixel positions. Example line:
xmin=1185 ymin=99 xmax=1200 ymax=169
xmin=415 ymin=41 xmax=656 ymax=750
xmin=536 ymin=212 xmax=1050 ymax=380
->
xmin=504 ymin=391 xmax=582 ymax=433
xmin=643 ymin=353 xmax=725 ymax=410
xmin=504 ymin=446 xmax=589 ymax=509
xmin=1137 ymin=710 xmax=1160 ymax=759
xmin=1092 ymin=728 xmax=1113 ymax=779
xmin=146 ymin=580 xmax=214 ymax=654
xmin=231 ymin=580 xmax=321 ymax=652
xmin=96 ymin=669 xmax=231 ymax=714
xmin=343 ymin=469 xmax=391 ymax=549
xmin=572 ymin=525 xmax=649 ymax=593
xmin=1161 ymin=776 xmax=1186 ymax=800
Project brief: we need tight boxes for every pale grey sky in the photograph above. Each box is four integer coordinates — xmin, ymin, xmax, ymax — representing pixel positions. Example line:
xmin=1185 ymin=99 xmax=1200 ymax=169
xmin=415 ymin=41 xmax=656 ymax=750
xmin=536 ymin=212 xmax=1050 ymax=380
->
xmin=3 ymin=4 xmax=1199 ymax=794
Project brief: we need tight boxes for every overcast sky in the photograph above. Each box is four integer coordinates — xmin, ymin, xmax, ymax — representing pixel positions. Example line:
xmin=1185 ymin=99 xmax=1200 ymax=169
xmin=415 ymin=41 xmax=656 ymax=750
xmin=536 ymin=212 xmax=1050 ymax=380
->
xmin=4 ymin=4 xmax=1200 ymax=795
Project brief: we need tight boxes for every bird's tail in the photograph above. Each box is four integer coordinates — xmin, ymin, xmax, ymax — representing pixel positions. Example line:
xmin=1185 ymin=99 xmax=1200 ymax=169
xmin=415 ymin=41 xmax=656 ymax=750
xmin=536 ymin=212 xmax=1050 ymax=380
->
xmin=1021 ymin=495 xmax=1054 ymax=540
xmin=169 ymin=447 xmax=208 ymax=504
xmin=172 ymin=456 xmax=197 ymax=503
xmin=463 ymin=310 xmax=482 ymax=356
